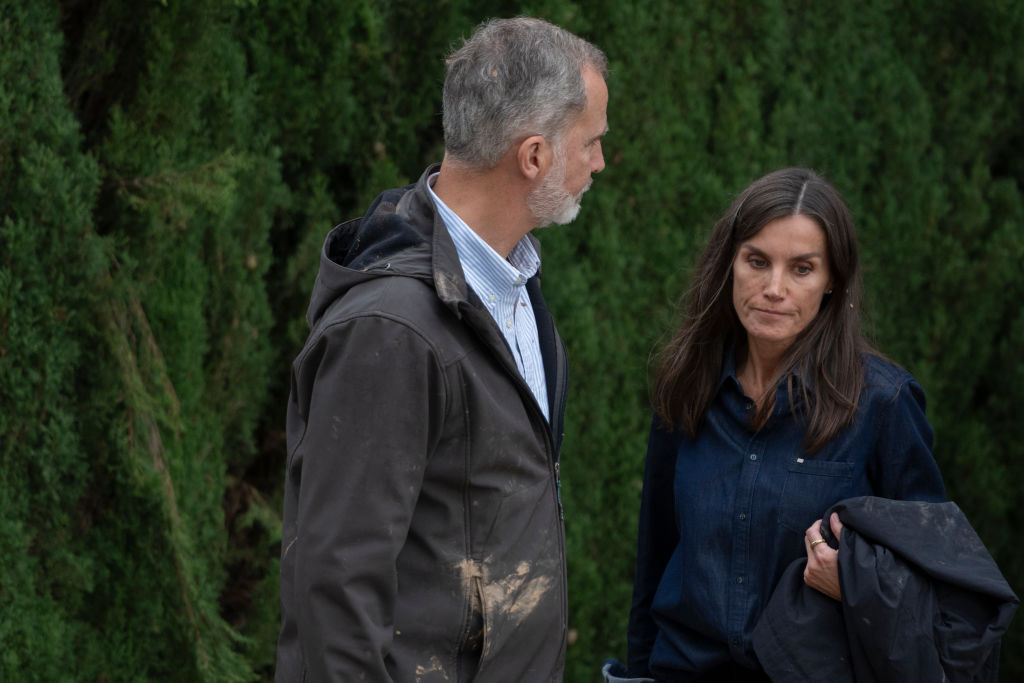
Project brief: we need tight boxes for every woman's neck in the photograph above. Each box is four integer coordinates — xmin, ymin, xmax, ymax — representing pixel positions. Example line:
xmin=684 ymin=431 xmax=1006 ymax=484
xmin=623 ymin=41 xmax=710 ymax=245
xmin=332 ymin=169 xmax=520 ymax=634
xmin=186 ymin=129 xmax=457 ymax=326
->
xmin=737 ymin=342 xmax=787 ymax=406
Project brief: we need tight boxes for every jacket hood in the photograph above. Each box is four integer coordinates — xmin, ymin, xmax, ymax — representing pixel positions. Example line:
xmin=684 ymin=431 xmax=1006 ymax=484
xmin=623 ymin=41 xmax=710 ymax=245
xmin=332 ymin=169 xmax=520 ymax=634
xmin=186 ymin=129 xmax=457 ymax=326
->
xmin=306 ymin=164 xmax=463 ymax=327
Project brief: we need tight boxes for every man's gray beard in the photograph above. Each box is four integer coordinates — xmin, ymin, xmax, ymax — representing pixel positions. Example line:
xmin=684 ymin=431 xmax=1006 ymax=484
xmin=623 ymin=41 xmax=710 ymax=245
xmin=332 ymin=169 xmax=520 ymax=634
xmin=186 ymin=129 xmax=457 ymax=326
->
xmin=528 ymin=152 xmax=589 ymax=227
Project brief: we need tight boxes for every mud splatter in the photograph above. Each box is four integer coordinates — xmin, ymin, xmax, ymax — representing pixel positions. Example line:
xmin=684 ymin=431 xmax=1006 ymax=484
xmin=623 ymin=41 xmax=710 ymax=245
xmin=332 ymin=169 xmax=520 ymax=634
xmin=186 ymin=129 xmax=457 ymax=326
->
xmin=434 ymin=272 xmax=462 ymax=302
xmin=452 ymin=557 xmax=553 ymax=650
xmin=482 ymin=561 xmax=553 ymax=621
xmin=454 ymin=557 xmax=484 ymax=586
xmin=414 ymin=655 xmax=449 ymax=681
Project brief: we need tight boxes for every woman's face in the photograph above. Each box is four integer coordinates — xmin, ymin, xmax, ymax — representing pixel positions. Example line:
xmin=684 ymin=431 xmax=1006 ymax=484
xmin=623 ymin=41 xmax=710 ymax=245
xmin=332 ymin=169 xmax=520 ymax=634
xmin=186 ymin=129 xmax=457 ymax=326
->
xmin=732 ymin=214 xmax=832 ymax=353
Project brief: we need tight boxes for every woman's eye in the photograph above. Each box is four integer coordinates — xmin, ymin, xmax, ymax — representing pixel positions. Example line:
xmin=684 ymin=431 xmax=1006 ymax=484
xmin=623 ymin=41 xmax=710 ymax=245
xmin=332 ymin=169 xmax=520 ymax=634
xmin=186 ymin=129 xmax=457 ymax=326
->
xmin=749 ymin=257 xmax=768 ymax=268
xmin=794 ymin=264 xmax=812 ymax=275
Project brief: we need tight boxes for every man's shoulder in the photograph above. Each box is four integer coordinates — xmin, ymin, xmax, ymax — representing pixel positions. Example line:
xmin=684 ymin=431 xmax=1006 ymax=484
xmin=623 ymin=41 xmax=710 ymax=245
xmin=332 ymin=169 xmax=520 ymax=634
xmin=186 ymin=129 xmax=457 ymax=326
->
xmin=298 ymin=275 xmax=472 ymax=374
xmin=316 ymin=275 xmax=445 ymax=329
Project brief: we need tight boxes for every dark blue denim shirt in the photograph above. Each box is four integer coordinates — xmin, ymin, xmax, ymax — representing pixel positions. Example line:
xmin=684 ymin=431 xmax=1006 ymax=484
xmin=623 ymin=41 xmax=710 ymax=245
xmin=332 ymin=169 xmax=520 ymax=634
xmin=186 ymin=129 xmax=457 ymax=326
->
xmin=627 ymin=353 xmax=946 ymax=681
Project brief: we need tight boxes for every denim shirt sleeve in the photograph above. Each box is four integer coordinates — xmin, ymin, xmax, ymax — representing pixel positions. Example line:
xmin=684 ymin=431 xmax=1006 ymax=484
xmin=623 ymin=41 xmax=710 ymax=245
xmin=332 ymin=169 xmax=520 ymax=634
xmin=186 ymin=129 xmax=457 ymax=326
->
xmin=627 ymin=418 xmax=681 ymax=676
xmin=865 ymin=373 xmax=946 ymax=502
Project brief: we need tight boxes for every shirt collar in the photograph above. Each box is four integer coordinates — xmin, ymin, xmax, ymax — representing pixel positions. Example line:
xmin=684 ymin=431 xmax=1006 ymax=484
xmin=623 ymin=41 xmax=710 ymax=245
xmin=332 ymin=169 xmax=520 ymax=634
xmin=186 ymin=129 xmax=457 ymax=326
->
xmin=718 ymin=346 xmax=743 ymax=394
xmin=426 ymin=172 xmax=540 ymax=302
xmin=718 ymin=345 xmax=810 ymax=417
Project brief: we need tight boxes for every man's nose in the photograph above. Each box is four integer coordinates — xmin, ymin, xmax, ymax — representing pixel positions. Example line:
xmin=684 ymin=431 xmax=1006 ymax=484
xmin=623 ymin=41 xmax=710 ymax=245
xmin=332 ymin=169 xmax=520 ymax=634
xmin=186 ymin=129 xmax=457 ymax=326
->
xmin=591 ymin=144 xmax=606 ymax=174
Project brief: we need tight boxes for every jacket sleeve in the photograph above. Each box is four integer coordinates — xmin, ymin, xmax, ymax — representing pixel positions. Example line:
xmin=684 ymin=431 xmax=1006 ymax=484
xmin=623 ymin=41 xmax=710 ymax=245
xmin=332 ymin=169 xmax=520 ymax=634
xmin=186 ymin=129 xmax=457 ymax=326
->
xmin=868 ymin=376 xmax=946 ymax=503
xmin=286 ymin=313 xmax=446 ymax=682
xmin=626 ymin=419 xmax=680 ymax=676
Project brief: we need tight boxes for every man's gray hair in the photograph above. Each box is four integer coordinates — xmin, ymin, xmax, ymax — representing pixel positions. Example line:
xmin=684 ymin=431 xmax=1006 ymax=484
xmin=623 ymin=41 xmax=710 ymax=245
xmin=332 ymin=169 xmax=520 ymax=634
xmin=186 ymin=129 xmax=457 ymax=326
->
xmin=442 ymin=17 xmax=607 ymax=170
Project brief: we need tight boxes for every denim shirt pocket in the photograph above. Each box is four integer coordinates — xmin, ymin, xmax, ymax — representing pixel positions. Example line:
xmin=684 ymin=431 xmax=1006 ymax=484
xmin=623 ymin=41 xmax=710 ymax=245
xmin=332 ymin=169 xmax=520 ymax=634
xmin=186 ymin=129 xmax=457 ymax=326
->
xmin=777 ymin=458 xmax=855 ymax=534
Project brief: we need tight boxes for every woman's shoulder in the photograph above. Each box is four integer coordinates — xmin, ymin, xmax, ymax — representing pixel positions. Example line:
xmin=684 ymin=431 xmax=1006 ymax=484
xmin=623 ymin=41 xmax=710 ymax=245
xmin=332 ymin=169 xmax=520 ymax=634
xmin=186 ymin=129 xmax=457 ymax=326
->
xmin=647 ymin=414 xmax=686 ymax=445
xmin=860 ymin=352 xmax=924 ymax=404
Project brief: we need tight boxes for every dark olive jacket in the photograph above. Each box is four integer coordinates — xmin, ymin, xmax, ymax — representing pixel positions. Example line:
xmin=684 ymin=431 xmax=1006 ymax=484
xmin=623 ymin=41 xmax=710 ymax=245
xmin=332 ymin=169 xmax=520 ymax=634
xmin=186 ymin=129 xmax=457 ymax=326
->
xmin=275 ymin=165 xmax=570 ymax=682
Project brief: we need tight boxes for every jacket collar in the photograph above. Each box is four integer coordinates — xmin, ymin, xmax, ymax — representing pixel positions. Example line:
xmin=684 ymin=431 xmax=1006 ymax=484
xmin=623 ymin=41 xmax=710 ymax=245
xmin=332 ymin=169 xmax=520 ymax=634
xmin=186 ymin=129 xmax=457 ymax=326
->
xmin=402 ymin=164 xmax=544 ymax=317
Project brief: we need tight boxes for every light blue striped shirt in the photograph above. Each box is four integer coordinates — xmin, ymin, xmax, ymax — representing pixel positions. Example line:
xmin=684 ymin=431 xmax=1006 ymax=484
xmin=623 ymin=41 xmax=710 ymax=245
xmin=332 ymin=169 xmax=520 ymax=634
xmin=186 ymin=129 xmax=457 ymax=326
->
xmin=427 ymin=173 xmax=549 ymax=421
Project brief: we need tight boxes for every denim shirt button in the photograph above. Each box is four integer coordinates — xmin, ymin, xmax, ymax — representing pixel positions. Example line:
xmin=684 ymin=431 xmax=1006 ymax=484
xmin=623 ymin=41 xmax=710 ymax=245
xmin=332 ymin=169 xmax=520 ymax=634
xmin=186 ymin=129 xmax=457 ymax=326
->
xmin=738 ymin=513 xmax=746 ymax=521
xmin=749 ymin=453 xmax=757 ymax=461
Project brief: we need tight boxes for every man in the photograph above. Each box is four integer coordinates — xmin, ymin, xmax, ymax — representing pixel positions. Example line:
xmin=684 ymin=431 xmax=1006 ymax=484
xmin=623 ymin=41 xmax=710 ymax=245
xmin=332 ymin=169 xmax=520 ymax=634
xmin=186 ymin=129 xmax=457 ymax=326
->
xmin=275 ymin=17 xmax=608 ymax=682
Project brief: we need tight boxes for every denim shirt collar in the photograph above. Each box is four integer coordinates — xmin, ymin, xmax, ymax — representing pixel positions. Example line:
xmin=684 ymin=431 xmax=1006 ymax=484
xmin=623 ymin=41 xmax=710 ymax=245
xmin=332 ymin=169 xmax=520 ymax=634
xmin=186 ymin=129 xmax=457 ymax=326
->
xmin=719 ymin=346 xmax=812 ymax=419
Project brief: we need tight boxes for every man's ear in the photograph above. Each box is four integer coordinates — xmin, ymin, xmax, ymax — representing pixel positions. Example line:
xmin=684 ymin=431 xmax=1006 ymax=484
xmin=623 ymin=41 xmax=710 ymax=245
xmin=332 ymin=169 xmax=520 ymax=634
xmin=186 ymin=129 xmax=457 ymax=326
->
xmin=517 ymin=135 xmax=551 ymax=181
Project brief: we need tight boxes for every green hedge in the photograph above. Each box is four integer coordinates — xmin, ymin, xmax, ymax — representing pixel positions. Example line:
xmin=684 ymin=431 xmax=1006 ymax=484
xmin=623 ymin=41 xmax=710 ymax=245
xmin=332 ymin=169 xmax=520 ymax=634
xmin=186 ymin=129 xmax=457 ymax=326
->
xmin=1 ymin=1 xmax=1020 ymax=681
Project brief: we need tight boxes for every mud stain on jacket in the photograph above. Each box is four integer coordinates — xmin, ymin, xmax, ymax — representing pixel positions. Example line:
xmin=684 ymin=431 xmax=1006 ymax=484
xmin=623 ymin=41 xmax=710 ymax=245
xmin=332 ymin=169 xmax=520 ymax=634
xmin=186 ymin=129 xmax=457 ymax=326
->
xmin=415 ymin=655 xmax=449 ymax=682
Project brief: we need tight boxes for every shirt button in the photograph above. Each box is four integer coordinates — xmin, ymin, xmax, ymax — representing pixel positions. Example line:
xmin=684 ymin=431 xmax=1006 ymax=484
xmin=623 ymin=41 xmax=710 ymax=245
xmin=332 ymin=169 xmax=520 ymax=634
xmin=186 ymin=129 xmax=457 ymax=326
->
xmin=749 ymin=453 xmax=757 ymax=461
xmin=738 ymin=513 xmax=746 ymax=521
xmin=488 ymin=294 xmax=496 ymax=303
xmin=736 ymin=576 xmax=743 ymax=584
xmin=505 ymin=319 xmax=513 ymax=329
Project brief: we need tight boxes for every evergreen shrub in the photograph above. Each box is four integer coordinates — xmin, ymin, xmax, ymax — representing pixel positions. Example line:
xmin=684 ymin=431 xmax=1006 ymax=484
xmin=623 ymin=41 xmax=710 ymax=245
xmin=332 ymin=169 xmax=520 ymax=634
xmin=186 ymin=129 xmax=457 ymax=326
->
xmin=1 ymin=1 xmax=1020 ymax=681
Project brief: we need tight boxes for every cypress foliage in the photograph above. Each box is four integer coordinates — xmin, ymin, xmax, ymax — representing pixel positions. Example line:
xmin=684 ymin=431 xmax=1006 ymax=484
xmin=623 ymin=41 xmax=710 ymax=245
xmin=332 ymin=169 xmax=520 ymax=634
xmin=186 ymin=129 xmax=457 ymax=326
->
xmin=66 ymin=1 xmax=279 ymax=678
xmin=1 ymin=3 xmax=104 ymax=678
xmin=1 ymin=1 xmax=1021 ymax=681
xmin=5 ymin=0 xmax=279 ymax=679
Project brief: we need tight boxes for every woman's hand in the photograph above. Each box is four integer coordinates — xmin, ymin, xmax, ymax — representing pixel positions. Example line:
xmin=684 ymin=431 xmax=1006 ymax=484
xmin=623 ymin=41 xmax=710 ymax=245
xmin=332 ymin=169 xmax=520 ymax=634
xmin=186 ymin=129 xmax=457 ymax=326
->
xmin=803 ymin=512 xmax=844 ymax=601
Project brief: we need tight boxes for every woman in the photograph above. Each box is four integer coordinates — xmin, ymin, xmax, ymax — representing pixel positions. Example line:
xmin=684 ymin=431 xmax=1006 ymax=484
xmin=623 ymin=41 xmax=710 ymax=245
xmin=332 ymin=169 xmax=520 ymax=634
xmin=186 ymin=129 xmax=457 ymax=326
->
xmin=625 ymin=168 xmax=946 ymax=682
